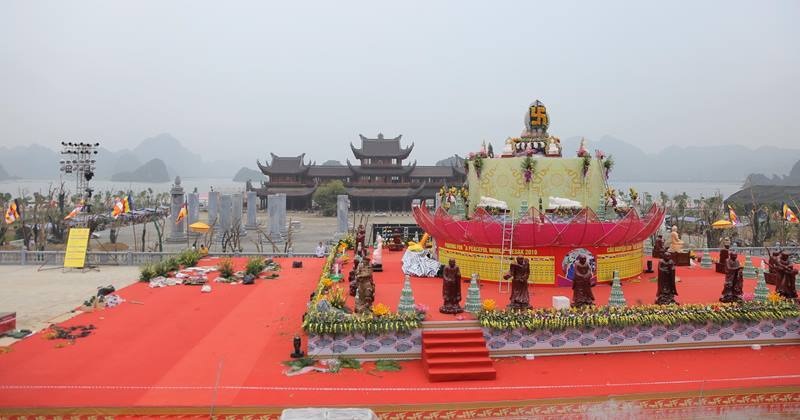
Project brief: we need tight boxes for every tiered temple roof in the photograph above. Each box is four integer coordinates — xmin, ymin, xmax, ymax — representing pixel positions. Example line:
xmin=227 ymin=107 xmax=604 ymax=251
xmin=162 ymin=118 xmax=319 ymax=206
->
xmin=346 ymin=159 xmax=417 ymax=176
xmin=256 ymin=153 xmax=312 ymax=176
xmin=256 ymin=134 xmax=465 ymax=211
xmin=350 ymin=133 xmax=414 ymax=160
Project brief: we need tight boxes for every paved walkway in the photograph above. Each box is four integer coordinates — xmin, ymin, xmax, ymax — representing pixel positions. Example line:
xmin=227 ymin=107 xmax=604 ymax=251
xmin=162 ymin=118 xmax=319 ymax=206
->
xmin=0 ymin=265 xmax=139 ymax=345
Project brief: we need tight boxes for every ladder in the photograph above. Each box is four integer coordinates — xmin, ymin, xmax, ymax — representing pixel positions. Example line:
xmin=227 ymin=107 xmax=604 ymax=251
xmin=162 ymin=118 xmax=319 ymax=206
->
xmin=498 ymin=211 xmax=515 ymax=293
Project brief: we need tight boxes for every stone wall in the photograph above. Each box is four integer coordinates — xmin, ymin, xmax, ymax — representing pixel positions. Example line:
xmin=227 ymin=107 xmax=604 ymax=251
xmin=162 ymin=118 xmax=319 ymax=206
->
xmin=304 ymin=317 xmax=800 ymax=359
xmin=307 ymin=329 xmax=422 ymax=359
xmin=484 ymin=317 xmax=800 ymax=355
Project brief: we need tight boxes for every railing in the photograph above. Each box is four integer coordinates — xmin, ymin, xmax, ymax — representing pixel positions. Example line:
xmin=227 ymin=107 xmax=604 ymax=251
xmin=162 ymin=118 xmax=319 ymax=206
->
xmin=0 ymin=250 xmax=319 ymax=266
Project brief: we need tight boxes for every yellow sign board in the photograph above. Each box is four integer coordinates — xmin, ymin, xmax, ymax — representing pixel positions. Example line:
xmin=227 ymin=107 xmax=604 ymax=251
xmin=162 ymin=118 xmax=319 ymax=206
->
xmin=64 ymin=228 xmax=90 ymax=268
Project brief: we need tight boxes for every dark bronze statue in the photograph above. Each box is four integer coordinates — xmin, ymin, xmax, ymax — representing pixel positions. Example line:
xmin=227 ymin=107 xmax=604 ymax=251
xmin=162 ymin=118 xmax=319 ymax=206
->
xmin=776 ymin=251 xmax=798 ymax=299
xmin=504 ymin=256 xmax=532 ymax=310
xmin=355 ymin=224 xmax=366 ymax=257
xmin=720 ymin=251 xmax=743 ymax=303
xmin=571 ymin=254 xmax=595 ymax=307
xmin=652 ymin=234 xmax=665 ymax=259
xmin=716 ymin=243 xmax=731 ymax=274
xmin=348 ymin=258 xmax=360 ymax=297
xmin=439 ymin=259 xmax=464 ymax=314
xmin=354 ymin=256 xmax=375 ymax=314
xmin=765 ymin=248 xmax=782 ymax=285
xmin=655 ymin=251 xmax=678 ymax=305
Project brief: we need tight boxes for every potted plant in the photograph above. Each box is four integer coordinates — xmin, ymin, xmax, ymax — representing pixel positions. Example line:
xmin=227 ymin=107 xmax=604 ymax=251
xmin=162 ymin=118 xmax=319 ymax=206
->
xmin=520 ymin=156 xmax=537 ymax=183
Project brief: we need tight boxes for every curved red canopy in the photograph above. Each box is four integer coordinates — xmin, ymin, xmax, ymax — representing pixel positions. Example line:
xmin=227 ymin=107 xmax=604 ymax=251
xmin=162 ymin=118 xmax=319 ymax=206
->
xmin=412 ymin=205 xmax=665 ymax=248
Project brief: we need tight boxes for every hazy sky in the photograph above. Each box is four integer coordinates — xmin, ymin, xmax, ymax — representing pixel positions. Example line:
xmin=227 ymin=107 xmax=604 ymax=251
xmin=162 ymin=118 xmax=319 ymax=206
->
xmin=1 ymin=1 xmax=798 ymax=165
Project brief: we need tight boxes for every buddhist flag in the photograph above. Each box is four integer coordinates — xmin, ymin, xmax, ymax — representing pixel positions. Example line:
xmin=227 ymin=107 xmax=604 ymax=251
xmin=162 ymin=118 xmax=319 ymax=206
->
xmin=64 ymin=203 xmax=83 ymax=220
xmin=783 ymin=203 xmax=798 ymax=223
xmin=126 ymin=194 xmax=134 ymax=213
xmin=112 ymin=198 xmax=124 ymax=219
xmin=728 ymin=205 xmax=739 ymax=226
xmin=175 ymin=203 xmax=187 ymax=224
xmin=122 ymin=196 xmax=131 ymax=213
xmin=4 ymin=199 xmax=20 ymax=224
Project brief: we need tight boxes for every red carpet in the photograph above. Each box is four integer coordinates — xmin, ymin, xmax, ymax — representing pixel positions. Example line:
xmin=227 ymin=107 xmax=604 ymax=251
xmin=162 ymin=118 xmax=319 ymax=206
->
xmin=0 ymin=253 xmax=798 ymax=417
xmin=363 ymin=251 xmax=782 ymax=322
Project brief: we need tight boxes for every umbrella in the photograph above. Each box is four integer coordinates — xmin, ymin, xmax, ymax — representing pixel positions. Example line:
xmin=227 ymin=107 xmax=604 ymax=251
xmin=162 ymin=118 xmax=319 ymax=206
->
xmin=189 ymin=222 xmax=210 ymax=233
xmin=711 ymin=219 xmax=733 ymax=229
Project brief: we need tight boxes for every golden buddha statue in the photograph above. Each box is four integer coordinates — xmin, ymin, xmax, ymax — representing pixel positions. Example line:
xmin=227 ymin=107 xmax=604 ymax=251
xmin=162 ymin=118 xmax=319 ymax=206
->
xmin=668 ymin=225 xmax=684 ymax=253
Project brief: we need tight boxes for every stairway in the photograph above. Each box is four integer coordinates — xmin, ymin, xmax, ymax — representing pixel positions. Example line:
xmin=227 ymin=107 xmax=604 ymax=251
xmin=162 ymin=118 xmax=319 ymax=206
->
xmin=422 ymin=329 xmax=496 ymax=382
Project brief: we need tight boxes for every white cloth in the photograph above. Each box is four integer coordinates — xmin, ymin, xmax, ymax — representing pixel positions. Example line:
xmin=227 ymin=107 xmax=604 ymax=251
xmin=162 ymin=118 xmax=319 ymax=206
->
xmin=477 ymin=196 xmax=509 ymax=210
xmin=547 ymin=196 xmax=582 ymax=209
xmin=401 ymin=249 xmax=440 ymax=277
xmin=315 ymin=245 xmax=326 ymax=257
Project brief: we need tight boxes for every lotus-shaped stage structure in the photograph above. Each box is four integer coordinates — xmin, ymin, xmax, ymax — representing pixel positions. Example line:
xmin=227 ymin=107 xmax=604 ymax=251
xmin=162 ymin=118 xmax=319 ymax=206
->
xmin=413 ymin=205 xmax=665 ymax=249
xmin=414 ymin=100 xmax=666 ymax=284
xmin=413 ymin=204 xmax=665 ymax=285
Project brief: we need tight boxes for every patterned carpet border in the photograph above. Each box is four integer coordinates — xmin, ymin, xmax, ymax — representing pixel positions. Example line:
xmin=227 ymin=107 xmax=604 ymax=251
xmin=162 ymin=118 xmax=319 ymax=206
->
xmin=0 ymin=386 xmax=798 ymax=419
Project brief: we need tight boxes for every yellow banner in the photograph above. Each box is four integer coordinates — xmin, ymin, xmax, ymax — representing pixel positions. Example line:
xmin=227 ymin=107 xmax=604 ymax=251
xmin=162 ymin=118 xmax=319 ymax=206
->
xmin=64 ymin=228 xmax=90 ymax=268
xmin=595 ymin=247 xmax=644 ymax=282
xmin=438 ymin=246 xmax=555 ymax=284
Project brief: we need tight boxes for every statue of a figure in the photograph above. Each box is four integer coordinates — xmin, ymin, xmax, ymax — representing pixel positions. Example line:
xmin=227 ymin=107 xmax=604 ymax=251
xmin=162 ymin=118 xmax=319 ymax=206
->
xmin=439 ymin=259 xmax=463 ymax=314
xmin=720 ymin=251 xmax=743 ymax=303
xmin=765 ymin=248 xmax=781 ymax=284
xmin=371 ymin=234 xmax=383 ymax=272
xmin=348 ymin=258 xmax=360 ymax=297
xmin=504 ymin=257 xmax=532 ymax=310
xmin=716 ymin=241 xmax=731 ymax=273
xmin=655 ymin=252 xmax=678 ymax=304
xmin=487 ymin=143 xmax=494 ymax=158
xmin=652 ymin=234 xmax=665 ymax=258
xmin=355 ymin=256 xmax=375 ymax=313
xmin=355 ymin=224 xmax=366 ymax=256
xmin=245 ymin=179 xmax=253 ymax=191
xmin=545 ymin=137 xmax=562 ymax=157
xmin=571 ymin=255 xmax=595 ymax=307
xmin=776 ymin=251 xmax=799 ymax=299
xmin=502 ymin=138 xmax=514 ymax=156
xmin=668 ymin=225 xmax=684 ymax=253
xmin=577 ymin=137 xmax=589 ymax=157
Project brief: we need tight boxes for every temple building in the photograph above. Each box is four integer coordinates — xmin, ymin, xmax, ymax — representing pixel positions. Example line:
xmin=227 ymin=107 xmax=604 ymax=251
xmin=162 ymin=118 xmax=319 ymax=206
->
xmin=256 ymin=133 xmax=465 ymax=211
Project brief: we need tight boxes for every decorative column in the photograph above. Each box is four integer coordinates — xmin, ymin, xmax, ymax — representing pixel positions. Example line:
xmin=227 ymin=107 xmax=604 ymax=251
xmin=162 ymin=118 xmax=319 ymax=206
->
xmin=187 ymin=192 xmax=200 ymax=237
xmin=465 ymin=273 xmax=482 ymax=313
xmin=742 ymin=254 xmax=756 ymax=279
xmin=268 ymin=194 xmax=284 ymax=242
xmin=232 ymin=193 xmax=245 ymax=236
xmin=246 ymin=191 xmax=258 ymax=230
xmin=277 ymin=193 xmax=287 ymax=236
xmin=336 ymin=195 xmax=349 ymax=234
xmin=207 ymin=191 xmax=220 ymax=226
xmin=397 ymin=275 xmax=416 ymax=314
xmin=218 ymin=194 xmax=233 ymax=240
xmin=608 ymin=271 xmax=627 ymax=306
xmin=167 ymin=176 xmax=186 ymax=243
xmin=700 ymin=251 xmax=712 ymax=269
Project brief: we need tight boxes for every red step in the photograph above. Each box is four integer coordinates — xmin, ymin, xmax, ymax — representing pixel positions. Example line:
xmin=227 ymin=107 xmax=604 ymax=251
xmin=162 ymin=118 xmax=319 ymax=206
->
xmin=422 ymin=329 xmax=484 ymax=339
xmin=423 ymin=344 xmax=489 ymax=358
xmin=421 ymin=329 xmax=496 ymax=382
xmin=426 ymin=366 xmax=497 ymax=382
xmin=423 ymin=336 xmax=487 ymax=346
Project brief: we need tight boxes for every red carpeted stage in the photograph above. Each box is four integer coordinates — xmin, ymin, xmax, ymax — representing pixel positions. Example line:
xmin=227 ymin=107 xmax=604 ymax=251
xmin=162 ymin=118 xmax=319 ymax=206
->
xmin=0 ymin=253 xmax=799 ymax=418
